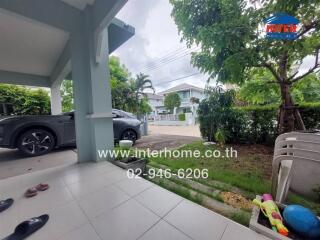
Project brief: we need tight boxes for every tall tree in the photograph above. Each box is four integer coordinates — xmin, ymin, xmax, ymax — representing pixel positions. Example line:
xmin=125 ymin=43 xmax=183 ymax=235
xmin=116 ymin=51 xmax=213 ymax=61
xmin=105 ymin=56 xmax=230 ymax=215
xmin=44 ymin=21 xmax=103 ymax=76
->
xmin=60 ymin=80 xmax=74 ymax=112
xmin=164 ymin=92 xmax=181 ymax=113
xmin=109 ymin=56 xmax=130 ymax=82
xmin=239 ymin=71 xmax=320 ymax=105
xmin=60 ymin=56 xmax=135 ymax=112
xmin=109 ymin=56 xmax=133 ymax=111
xmin=170 ymin=0 xmax=320 ymax=133
xmin=131 ymin=73 xmax=155 ymax=115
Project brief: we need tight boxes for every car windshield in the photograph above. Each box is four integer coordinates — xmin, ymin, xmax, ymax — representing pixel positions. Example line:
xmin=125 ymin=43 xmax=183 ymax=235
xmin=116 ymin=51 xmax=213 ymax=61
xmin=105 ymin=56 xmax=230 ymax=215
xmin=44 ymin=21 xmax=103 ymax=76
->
xmin=113 ymin=109 xmax=136 ymax=119
xmin=60 ymin=110 xmax=135 ymax=119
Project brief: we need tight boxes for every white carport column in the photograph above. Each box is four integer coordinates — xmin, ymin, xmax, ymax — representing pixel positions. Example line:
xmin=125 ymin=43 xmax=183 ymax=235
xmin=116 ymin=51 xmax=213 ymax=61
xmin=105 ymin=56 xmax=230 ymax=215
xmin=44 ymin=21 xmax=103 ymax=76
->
xmin=50 ymin=82 xmax=62 ymax=115
xmin=70 ymin=7 xmax=114 ymax=162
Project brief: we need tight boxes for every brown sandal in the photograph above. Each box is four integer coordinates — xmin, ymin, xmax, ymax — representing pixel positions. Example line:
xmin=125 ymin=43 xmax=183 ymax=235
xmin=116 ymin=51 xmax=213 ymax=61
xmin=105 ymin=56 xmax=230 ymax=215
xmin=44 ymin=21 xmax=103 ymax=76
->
xmin=25 ymin=188 xmax=38 ymax=198
xmin=24 ymin=183 xmax=49 ymax=198
xmin=35 ymin=183 xmax=49 ymax=191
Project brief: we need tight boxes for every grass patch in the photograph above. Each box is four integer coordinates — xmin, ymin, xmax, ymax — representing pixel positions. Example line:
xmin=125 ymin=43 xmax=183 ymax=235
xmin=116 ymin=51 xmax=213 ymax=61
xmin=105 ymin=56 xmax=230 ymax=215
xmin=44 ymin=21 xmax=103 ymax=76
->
xmin=150 ymin=177 xmax=203 ymax=205
xmin=230 ymin=211 xmax=251 ymax=227
xmin=148 ymin=141 xmax=320 ymax=218
xmin=168 ymin=172 xmax=224 ymax=203
xmin=118 ymin=141 xmax=320 ymax=224
xmin=149 ymin=141 xmax=271 ymax=195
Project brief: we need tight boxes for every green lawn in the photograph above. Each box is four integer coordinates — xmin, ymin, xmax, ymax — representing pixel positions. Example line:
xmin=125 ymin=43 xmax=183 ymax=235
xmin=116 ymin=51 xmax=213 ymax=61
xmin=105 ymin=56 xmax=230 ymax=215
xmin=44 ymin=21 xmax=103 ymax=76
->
xmin=147 ymin=141 xmax=320 ymax=216
xmin=115 ymin=141 xmax=320 ymax=225
xmin=149 ymin=141 xmax=271 ymax=195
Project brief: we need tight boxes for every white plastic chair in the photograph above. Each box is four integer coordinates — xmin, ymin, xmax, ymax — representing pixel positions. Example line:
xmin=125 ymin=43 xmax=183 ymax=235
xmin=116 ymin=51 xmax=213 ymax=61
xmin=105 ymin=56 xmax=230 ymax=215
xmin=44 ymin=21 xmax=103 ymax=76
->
xmin=275 ymin=132 xmax=320 ymax=144
xmin=272 ymin=155 xmax=320 ymax=202
xmin=275 ymin=140 xmax=320 ymax=153
xmin=272 ymin=133 xmax=320 ymax=203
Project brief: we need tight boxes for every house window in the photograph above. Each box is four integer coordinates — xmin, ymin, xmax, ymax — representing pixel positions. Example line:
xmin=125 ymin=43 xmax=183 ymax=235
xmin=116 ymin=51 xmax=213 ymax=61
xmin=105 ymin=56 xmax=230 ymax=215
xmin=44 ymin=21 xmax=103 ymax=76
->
xmin=183 ymin=107 xmax=191 ymax=113
xmin=179 ymin=91 xmax=190 ymax=101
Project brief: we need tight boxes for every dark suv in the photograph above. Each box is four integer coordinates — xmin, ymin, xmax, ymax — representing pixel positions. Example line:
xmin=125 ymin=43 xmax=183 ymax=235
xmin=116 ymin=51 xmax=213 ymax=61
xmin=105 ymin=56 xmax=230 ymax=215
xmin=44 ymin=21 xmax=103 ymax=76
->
xmin=0 ymin=109 xmax=141 ymax=156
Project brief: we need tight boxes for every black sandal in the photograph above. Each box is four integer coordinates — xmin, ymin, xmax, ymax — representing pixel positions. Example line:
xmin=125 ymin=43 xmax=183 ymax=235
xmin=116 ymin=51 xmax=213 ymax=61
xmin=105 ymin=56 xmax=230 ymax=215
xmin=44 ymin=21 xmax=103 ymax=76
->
xmin=3 ymin=214 xmax=49 ymax=240
xmin=0 ymin=199 xmax=14 ymax=213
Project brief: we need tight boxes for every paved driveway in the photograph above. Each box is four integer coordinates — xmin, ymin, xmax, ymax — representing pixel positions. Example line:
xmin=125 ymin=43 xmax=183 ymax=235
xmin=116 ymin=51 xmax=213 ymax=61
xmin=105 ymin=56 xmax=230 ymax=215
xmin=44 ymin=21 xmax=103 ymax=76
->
xmin=0 ymin=125 xmax=202 ymax=179
xmin=0 ymin=148 xmax=77 ymax=180
xmin=148 ymin=124 xmax=201 ymax=137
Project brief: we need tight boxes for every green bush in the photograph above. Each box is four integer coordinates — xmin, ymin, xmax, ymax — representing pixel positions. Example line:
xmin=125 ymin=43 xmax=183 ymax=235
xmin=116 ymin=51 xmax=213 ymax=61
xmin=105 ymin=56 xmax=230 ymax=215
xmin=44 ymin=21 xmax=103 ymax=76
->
xmin=0 ymin=84 xmax=50 ymax=115
xmin=214 ymin=128 xmax=229 ymax=146
xmin=236 ymin=106 xmax=277 ymax=145
xmin=178 ymin=113 xmax=186 ymax=121
xmin=299 ymin=102 xmax=320 ymax=130
xmin=198 ymin=87 xmax=245 ymax=142
xmin=237 ymin=103 xmax=320 ymax=142
xmin=198 ymin=87 xmax=320 ymax=145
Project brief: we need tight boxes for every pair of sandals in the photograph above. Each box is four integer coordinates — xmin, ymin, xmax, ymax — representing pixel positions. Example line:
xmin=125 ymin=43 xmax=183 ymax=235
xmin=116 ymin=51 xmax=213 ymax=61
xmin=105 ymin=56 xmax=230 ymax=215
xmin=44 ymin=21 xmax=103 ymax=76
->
xmin=24 ymin=183 xmax=49 ymax=198
xmin=0 ymin=183 xmax=50 ymax=240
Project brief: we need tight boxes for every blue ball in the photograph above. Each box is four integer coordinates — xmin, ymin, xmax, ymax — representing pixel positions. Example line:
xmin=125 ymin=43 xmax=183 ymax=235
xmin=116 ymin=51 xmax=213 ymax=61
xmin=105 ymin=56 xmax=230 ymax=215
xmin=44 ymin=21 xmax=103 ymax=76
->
xmin=283 ymin=205 xmax=320 ymax=239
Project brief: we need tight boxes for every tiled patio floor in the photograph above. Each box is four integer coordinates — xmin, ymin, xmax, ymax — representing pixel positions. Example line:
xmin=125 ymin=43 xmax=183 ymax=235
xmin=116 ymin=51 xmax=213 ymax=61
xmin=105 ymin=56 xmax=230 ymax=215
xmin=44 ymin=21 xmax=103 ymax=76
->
xmin=0 ymin=160 xmax=269 ymax=240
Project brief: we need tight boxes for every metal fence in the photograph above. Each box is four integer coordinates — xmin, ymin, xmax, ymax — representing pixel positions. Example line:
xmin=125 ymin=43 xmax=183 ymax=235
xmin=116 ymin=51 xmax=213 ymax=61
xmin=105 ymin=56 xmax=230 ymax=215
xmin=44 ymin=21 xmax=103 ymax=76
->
xmin=154 ymin=114 xmax=179 ymax=121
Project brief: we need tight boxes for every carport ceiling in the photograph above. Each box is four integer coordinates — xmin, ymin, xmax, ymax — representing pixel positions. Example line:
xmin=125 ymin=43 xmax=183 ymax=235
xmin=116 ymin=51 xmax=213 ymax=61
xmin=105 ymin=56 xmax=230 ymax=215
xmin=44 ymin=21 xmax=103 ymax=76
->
xmin=0 ymin=1 xmax=134 ymax=79
xmin=0 ymin=10 xmax=69 ymax=76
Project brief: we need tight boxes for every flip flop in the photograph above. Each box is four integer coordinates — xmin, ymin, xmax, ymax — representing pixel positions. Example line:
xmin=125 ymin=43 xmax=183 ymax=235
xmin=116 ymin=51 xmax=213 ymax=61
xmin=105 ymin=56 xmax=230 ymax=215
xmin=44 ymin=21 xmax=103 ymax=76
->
xmin=35 ymin=183 xmax=49 ymax=192
xmin=24 ymin=188 xmax=37 ymax=198
xmin=0 ymin=198 xmax=14 ymax=213
xmin=3 ymin=214 xmax=49 ymax=240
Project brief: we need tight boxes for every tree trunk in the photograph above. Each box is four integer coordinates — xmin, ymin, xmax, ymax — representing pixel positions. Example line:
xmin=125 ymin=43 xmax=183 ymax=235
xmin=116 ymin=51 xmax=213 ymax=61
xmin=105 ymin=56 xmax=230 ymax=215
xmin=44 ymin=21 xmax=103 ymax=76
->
xmin=277 ymin=83 xmax=305 ymax=133
xmin=276 ymin=51 xmax=306 ymax=134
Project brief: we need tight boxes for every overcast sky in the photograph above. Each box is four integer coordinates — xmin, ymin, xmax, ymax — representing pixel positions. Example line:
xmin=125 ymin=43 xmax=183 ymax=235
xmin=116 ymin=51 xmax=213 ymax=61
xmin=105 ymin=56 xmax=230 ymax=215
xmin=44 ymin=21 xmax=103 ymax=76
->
xmin=113 ymin=0 xmax=316 ymax=93
xmin=113 ymin=0 xmax=210 ymax=93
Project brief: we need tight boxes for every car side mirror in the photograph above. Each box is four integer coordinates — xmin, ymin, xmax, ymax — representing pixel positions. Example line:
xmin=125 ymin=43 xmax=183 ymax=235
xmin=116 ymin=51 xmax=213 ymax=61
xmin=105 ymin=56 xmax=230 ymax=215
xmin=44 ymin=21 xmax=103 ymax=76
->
xmin=69 ymin=112 xmax=75 ymax=120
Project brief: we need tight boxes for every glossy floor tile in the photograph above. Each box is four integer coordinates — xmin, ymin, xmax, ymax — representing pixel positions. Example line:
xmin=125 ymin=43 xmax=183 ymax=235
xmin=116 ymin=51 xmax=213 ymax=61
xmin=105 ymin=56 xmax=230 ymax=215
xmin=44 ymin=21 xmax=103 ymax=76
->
xmin=135 ymin=185 xmax=182 ymax=217
xmin=0 ymin=161 xmax=269 ymax=240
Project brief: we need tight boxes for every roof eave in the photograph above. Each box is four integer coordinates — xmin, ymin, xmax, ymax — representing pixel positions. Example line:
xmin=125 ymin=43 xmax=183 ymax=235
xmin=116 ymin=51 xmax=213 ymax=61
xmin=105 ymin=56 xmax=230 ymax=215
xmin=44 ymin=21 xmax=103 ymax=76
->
xmin=108 ymin=18 xmax=135 ymax=54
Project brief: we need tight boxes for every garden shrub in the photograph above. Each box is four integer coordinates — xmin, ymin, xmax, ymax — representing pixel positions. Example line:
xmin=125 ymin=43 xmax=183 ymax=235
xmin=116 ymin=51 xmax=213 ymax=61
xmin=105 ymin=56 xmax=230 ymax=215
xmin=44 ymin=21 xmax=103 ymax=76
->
xmin=214 ymin=128 xmax=228 ymax=146
xmin=237 ymin=103 xmax=320 ymax=143
xmin=299 ymin=102 xmax=320 ymax=130
xmin=178 ymin=113 xmax=186 ymax=121
xmin=0 ymin=84 xmax=50 ymax=115
xmin=198 ymin=87 xmax=320 ymax=145
xmin=236 ymin=106 xmax=277 ymax=145
xmin=198 ymin=87 xmax=246 ymax=142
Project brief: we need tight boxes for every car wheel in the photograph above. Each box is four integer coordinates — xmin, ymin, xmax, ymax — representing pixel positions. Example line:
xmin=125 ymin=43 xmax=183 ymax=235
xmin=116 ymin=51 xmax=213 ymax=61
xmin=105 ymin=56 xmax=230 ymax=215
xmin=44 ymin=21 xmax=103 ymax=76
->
xmin=17 ymin=129 xmax=55 ymax=157
xmin=121 ymin=129 xmax=137 ymax=144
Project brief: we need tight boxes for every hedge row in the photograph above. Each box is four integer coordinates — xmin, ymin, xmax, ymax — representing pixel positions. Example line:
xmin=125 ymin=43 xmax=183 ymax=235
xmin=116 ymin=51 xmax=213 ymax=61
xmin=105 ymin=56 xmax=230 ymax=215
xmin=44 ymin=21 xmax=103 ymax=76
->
xmin=233 ymin=103 xmax=320 ymax=145
xmin=0 ymin=84 xmax=51 ymax=115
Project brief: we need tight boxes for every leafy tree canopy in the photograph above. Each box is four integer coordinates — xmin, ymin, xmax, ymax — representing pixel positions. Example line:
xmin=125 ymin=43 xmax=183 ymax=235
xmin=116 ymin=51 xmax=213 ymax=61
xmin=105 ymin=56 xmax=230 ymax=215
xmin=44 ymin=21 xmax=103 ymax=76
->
xmin=170 ymin=0 xmax=320 ymax=132
xmin=130 ymin=73 xmax=155 ymax=115
xmin=139 ymin=98 xmax=153 ymax=114
xmin=239 ymin=71 xmax=320 ymax=105
xmin=61 ymin=80 xmax=74 ymax=112
xmin=0 ymin=84 xmax=50 ymax=115
xmin=59 ymin=57 xmax=154 ymax=115
xmin=109 ymin=56 xmax=130 ymax=82
xmin=170 ymin=0 xmax=320 ymax=84
xmin=164 ymin=92 xmax=181 ymax=113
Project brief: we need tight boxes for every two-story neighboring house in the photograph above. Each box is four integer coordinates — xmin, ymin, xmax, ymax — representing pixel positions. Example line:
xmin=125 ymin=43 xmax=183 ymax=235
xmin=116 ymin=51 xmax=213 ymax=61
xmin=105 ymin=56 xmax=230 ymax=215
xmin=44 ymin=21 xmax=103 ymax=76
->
xmin=158 ymin=83 xmax=205 ymax=114
xmin=145 ymin=93 xmax=166 ymax=117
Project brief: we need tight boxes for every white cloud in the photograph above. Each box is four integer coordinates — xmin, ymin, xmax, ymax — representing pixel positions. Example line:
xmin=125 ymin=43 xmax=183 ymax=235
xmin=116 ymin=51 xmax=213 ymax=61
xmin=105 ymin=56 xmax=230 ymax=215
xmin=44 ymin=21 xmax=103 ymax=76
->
xmin=114 ymin=1 xmax=317 ymax=92
xmin=114 ymin=0 xmax=210 ymax=92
